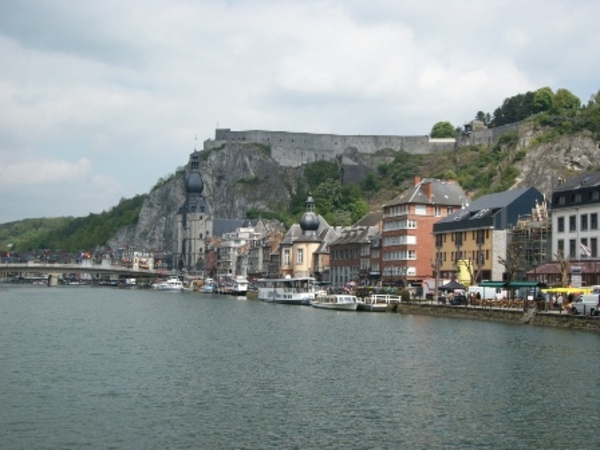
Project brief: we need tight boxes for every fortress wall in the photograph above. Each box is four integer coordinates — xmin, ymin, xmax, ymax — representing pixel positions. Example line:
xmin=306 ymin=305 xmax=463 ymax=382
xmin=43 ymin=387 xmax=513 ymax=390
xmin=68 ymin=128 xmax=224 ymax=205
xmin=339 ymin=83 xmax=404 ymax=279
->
xmin=457 ymin=123 xmax=521 ymax=147
xmin=209 ymin=129 xmax=456 ymax=164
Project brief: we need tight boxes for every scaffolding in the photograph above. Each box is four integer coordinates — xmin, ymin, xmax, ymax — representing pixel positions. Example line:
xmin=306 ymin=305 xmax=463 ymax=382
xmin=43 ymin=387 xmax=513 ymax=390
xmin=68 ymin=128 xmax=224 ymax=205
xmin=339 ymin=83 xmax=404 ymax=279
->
xmin=509 ymin=200 xmax=551 ymax=272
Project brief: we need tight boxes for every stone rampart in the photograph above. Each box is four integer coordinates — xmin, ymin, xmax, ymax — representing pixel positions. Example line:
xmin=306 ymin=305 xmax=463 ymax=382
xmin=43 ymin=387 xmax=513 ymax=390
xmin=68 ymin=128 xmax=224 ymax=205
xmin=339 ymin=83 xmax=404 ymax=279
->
xmin=204 ymin=124 xmax=522 ymax=168
xmin=205 ymin=129 xmax=455 ymax=167
xmin=457 ymin=123 xmax=521 ymax=147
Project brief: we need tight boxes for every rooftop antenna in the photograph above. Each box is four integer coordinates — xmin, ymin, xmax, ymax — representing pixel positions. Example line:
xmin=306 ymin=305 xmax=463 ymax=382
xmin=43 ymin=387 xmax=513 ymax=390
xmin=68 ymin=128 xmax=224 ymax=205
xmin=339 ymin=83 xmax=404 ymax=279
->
xmin=194 ymin=134 xmax=197 ymax=151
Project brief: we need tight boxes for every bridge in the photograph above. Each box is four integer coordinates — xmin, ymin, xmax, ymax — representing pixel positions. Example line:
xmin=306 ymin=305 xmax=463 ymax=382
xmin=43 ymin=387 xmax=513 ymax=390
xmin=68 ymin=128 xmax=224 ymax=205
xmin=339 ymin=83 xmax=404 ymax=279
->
xmin=1 ymin=263 xmax=160 ymax=286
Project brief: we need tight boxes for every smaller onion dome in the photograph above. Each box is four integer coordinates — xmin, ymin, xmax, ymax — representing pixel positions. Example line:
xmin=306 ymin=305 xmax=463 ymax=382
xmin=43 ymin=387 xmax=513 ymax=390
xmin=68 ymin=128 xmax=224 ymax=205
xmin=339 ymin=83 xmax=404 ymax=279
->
xmin=300 ymin=211 xmax=320 ymax=231
xmin=185 ymin=171 xmax=204 ymax=194
xmin=300 ymin=195 xmax=319 ymax=232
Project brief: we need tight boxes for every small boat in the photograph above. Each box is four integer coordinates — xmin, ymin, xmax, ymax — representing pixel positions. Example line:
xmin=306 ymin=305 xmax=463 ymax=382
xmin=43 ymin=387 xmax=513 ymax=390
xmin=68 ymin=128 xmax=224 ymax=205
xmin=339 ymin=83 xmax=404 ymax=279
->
xmin=311 ymin=294 xmax=359 ymax=311
xmin=357 ymin=294 xmax=402 ymax=312
xmin=152 ymin=276 xmax=184 ymax=291
xmin=199 ymin=283 xmax=215 ymax=293
xmin=232 ymin=276 xmax=249 ymax=296
xmin=257 ymin=276 xmax=317 ymax=305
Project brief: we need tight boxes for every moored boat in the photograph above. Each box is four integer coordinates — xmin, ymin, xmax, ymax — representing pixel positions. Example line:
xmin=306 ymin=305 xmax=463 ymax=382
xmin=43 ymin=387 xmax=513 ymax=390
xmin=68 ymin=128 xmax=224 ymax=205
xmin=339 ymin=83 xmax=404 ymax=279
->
xmin=311 ymin=294 xmax=359 ymax=311
xmin=232 ymin=276 xmax=249 ymax=296
xmin=257 ymin=276 xmax=317 ymax=305
xmin=358 ymin=294 xmax=402 ymax=312
xmin=152 ymin=276 xmax=184 ymax=291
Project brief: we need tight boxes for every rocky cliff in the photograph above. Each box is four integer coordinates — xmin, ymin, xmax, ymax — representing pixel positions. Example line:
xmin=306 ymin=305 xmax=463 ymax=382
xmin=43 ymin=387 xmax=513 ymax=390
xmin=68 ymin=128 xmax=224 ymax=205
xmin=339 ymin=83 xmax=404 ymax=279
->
xmin=107 ymin=124 xmax=600 ymax=251
xmin=513 ymin=125 xmax=600 ymax=195
xmin=107 ymin=143 xmax=304 ymax=251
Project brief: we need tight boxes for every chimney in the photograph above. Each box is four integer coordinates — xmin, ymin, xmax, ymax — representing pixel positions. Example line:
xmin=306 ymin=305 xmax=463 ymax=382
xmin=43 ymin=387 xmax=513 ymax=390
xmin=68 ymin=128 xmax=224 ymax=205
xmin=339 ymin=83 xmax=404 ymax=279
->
xmin=413 ymin=176 xmax=421 ymax=186
xmin=422 ymin=180 xmax=433 ymax=200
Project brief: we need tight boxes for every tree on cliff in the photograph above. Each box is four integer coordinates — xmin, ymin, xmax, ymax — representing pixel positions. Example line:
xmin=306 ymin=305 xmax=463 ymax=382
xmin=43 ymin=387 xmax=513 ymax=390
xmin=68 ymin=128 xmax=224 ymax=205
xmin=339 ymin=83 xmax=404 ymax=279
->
xmin=430 ymin=121 xmax=455 ymax=138
xmin=552 ymin=88 xmax=581 ymax=112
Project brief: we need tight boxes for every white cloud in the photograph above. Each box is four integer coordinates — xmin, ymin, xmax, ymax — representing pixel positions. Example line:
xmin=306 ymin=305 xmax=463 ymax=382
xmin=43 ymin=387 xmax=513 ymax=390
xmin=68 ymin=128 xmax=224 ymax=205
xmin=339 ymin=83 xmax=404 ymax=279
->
xmin=0 ymin=157 xmax=92 ymax=185
xmin=0 ymin=0 xmax=600 ymax=223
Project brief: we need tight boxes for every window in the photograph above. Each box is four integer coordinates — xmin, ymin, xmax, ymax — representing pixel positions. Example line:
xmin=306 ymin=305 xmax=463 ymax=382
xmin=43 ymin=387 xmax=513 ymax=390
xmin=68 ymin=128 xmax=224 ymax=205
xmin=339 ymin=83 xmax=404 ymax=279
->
xmin=557 ymin=217 xmax=565 ymax=233
xmin=284 ymin=249 xmax=290 ymax=266
xmin=447 ymin=206 xmax=454 ymax=214
xmin=435 ymin=235 xmax=443 ymax=248
xmin=476 ymin=229 xmax=485 ymax=245
xmin=557 ymin=239 xmax=564 ymax=255
xmin=569 ymin=239 xmax=576 ymax=258
xmin=591 ymin=213 xmax=598 ymax=230
xmin=569 ymin=215 xmax=577 ymax=232
xmin=455 ymin=232 xmax=463 ymax=246
xmin=581 ymin=214 xmax=588 ymax=231
xmin=592 ymin=238 xmax=598 ymax=257
xmin=434 ymin=206 xmax=442 ymax=217
xmin=415 ymin=204 xmax=426 ymax=216
xmin=296 ymin=248 xmax=304 ymax=264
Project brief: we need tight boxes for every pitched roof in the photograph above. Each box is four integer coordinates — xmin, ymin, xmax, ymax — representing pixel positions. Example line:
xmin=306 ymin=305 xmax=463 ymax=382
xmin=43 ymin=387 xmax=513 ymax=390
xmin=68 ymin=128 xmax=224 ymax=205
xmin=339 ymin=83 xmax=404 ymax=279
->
xmin=435 ymin=187 xmax=537 ymax=225
xmin=384 ymin=178 xmax=468 ymax=208
xmin=553 ymin=172 xmax=600 ymax=192
xmin=213 ymin=219 xmax=247 ymax=237
xmin=353 ymin=209 xmax=383 ymax=227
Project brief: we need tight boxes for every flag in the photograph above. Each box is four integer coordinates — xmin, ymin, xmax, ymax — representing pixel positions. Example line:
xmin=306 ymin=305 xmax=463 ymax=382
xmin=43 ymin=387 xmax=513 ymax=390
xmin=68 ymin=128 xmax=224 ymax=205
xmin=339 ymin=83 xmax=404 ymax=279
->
xmin=580 ymin=242 xmax=592 ymax=257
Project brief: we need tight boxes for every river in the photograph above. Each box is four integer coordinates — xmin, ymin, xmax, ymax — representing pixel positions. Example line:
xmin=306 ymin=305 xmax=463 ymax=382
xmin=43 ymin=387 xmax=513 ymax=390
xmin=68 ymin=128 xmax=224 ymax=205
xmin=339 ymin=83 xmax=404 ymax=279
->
xmin=0 ymin=285 xmax=598 ymax=449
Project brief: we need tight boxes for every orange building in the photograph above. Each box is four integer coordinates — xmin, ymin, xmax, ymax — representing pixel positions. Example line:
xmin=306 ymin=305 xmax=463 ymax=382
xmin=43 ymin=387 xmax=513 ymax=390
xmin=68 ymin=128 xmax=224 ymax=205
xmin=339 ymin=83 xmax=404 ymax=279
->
xmin=380 ymin=177 xmax=469 ymax=287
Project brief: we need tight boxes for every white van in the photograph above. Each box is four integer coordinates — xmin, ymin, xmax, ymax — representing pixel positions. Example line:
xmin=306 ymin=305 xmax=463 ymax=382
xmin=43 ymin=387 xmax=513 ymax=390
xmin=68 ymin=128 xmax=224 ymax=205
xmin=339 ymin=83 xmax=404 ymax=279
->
xmin=467 ymin=285 xmax=507 ymax=300
xmin=571 ymin=294 xmax=600 ymax=315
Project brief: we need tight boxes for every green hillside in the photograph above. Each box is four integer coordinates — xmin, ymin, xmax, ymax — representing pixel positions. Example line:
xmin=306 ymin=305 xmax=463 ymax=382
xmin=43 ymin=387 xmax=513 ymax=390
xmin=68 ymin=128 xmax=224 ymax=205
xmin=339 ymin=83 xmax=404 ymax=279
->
xmin=0 ymin=195 xmax=147 ymax=254
xmin=2 ymin=88 xmax=599 ymax=254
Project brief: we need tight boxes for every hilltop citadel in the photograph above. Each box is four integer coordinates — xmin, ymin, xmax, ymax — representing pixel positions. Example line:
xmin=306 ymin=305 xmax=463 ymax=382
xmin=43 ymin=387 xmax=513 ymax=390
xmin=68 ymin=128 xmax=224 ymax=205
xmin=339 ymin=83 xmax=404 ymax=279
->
xmin=203 ymin=122 xmax=520 ymax=167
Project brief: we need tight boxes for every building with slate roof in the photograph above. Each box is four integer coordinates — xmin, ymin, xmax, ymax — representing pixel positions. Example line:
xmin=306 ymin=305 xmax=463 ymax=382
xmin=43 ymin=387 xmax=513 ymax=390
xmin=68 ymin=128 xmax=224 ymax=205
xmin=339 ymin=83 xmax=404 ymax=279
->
xmin=279 ymin=196 xmax=341 ymax=278
xmin=433 ymin=186 xmax=544 ymax=285
xmin=381 ymin=177 xmax=469 ymax=287
xmin=173 ymin=150 xmax=213 ymax=275
xmin=547 ymin=172 xmax=600 ymax=286
xmin=329 ymin=225 xmax=380 ymax=287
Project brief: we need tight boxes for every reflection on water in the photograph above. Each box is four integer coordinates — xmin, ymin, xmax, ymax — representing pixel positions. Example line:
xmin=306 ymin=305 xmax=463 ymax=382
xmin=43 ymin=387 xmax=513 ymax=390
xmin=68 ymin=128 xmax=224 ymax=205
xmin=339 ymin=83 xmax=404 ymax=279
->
xmin=0 ymin=286 xmax=598 ymax=449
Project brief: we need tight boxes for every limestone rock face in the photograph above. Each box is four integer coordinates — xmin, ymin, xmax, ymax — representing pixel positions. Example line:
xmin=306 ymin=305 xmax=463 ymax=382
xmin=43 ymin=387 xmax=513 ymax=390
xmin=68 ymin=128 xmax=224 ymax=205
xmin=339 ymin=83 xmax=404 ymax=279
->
xmin=107 ymin=176 xmax=186 ymax=251
xmin=513 ymin=125 xmax=600 ymax=197
xmin=107 ymin=143 xmax=301 ymax=251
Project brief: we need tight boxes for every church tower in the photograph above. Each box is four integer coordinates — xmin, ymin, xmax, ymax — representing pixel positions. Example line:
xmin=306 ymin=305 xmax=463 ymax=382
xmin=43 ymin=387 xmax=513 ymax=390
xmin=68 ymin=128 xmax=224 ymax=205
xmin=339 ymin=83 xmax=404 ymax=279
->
xmin=173 ymin=149 xmax=213 ymax=276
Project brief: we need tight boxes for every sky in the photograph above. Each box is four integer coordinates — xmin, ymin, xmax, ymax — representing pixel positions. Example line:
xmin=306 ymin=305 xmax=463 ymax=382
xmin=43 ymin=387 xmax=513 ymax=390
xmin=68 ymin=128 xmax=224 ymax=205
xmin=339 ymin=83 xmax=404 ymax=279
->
xmin=1 ymin=0 xmax=599 ymax=224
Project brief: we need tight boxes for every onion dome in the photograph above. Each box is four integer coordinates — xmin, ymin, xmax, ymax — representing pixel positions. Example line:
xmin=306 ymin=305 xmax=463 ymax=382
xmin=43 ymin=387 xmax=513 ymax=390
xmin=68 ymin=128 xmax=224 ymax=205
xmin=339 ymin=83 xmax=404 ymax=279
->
xmin=300 ymin=195 xmax=319 ymax=232
xmin=185 ymin=171 xmax=204 ymax=194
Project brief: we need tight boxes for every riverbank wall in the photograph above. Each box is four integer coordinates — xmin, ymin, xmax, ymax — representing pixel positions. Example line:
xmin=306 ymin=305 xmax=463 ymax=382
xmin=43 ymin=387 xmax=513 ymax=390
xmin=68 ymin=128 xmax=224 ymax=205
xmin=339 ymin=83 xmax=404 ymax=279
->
xmin=393 ymin=303 xmax=600 ymax=332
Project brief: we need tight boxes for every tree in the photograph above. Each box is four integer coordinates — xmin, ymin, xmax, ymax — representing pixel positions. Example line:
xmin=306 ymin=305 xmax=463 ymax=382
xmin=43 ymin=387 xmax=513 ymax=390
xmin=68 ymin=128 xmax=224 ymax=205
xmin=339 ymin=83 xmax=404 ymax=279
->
xmin=533 ymin=87 xmax=554 ymax=113
xmin=430 ymin=121 xmax=455 ymax=138
xmin=552 ymin=88 xmax=581 ymax=111
xmin=554 ymin=250 xmax=570 ymax=287
xmin=497 ymin=241 xmax=525 ymax=298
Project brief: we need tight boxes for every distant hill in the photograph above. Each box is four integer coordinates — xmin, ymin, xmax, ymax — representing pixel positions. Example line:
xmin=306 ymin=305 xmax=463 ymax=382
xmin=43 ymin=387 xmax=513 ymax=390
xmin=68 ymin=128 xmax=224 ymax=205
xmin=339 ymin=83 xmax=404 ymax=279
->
xmin=0 ymin=195 xmax=146 ymax=254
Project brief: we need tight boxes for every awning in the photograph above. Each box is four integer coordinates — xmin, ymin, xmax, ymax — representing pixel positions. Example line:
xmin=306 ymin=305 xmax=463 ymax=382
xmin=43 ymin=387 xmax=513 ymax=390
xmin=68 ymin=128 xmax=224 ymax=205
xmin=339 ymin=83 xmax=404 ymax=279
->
xmin=439 ymin=280 xmax=467 ymax=291
xmin=478 ymin=281 xmax=506 ymax=288
xmin=509 ymin=281 xmax=544 ymax=288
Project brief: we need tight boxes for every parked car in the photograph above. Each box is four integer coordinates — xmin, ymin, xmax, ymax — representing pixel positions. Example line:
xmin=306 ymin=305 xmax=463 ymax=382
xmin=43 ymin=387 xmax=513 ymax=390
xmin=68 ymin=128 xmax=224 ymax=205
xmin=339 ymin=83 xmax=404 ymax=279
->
xmin=571 ymin=294 xmax=600 ymax=315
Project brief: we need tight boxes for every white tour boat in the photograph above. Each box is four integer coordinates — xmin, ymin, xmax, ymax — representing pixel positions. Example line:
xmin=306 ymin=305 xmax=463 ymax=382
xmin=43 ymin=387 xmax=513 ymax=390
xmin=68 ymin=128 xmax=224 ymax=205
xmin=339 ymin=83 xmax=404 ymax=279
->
xmin=311 ymin=294 xmax=359 ymax=311
xmin=257 ymin=276 xmax=317 ymax=305
xmin=152 ymin=276 xmax=184 ymax=291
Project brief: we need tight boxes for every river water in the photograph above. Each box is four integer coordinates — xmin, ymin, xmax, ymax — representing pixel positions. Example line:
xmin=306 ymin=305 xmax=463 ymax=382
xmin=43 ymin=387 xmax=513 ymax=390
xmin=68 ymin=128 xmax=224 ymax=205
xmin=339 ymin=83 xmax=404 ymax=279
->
xmin=0 ymin=285 xmax=598 ymax=449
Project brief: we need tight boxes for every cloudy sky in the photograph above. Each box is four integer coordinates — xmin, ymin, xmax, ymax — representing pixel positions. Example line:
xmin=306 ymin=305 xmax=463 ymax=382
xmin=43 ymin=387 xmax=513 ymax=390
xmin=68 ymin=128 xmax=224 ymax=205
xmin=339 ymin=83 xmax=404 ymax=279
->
xmin=1 ymin=0 xmax=599 ymax=224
